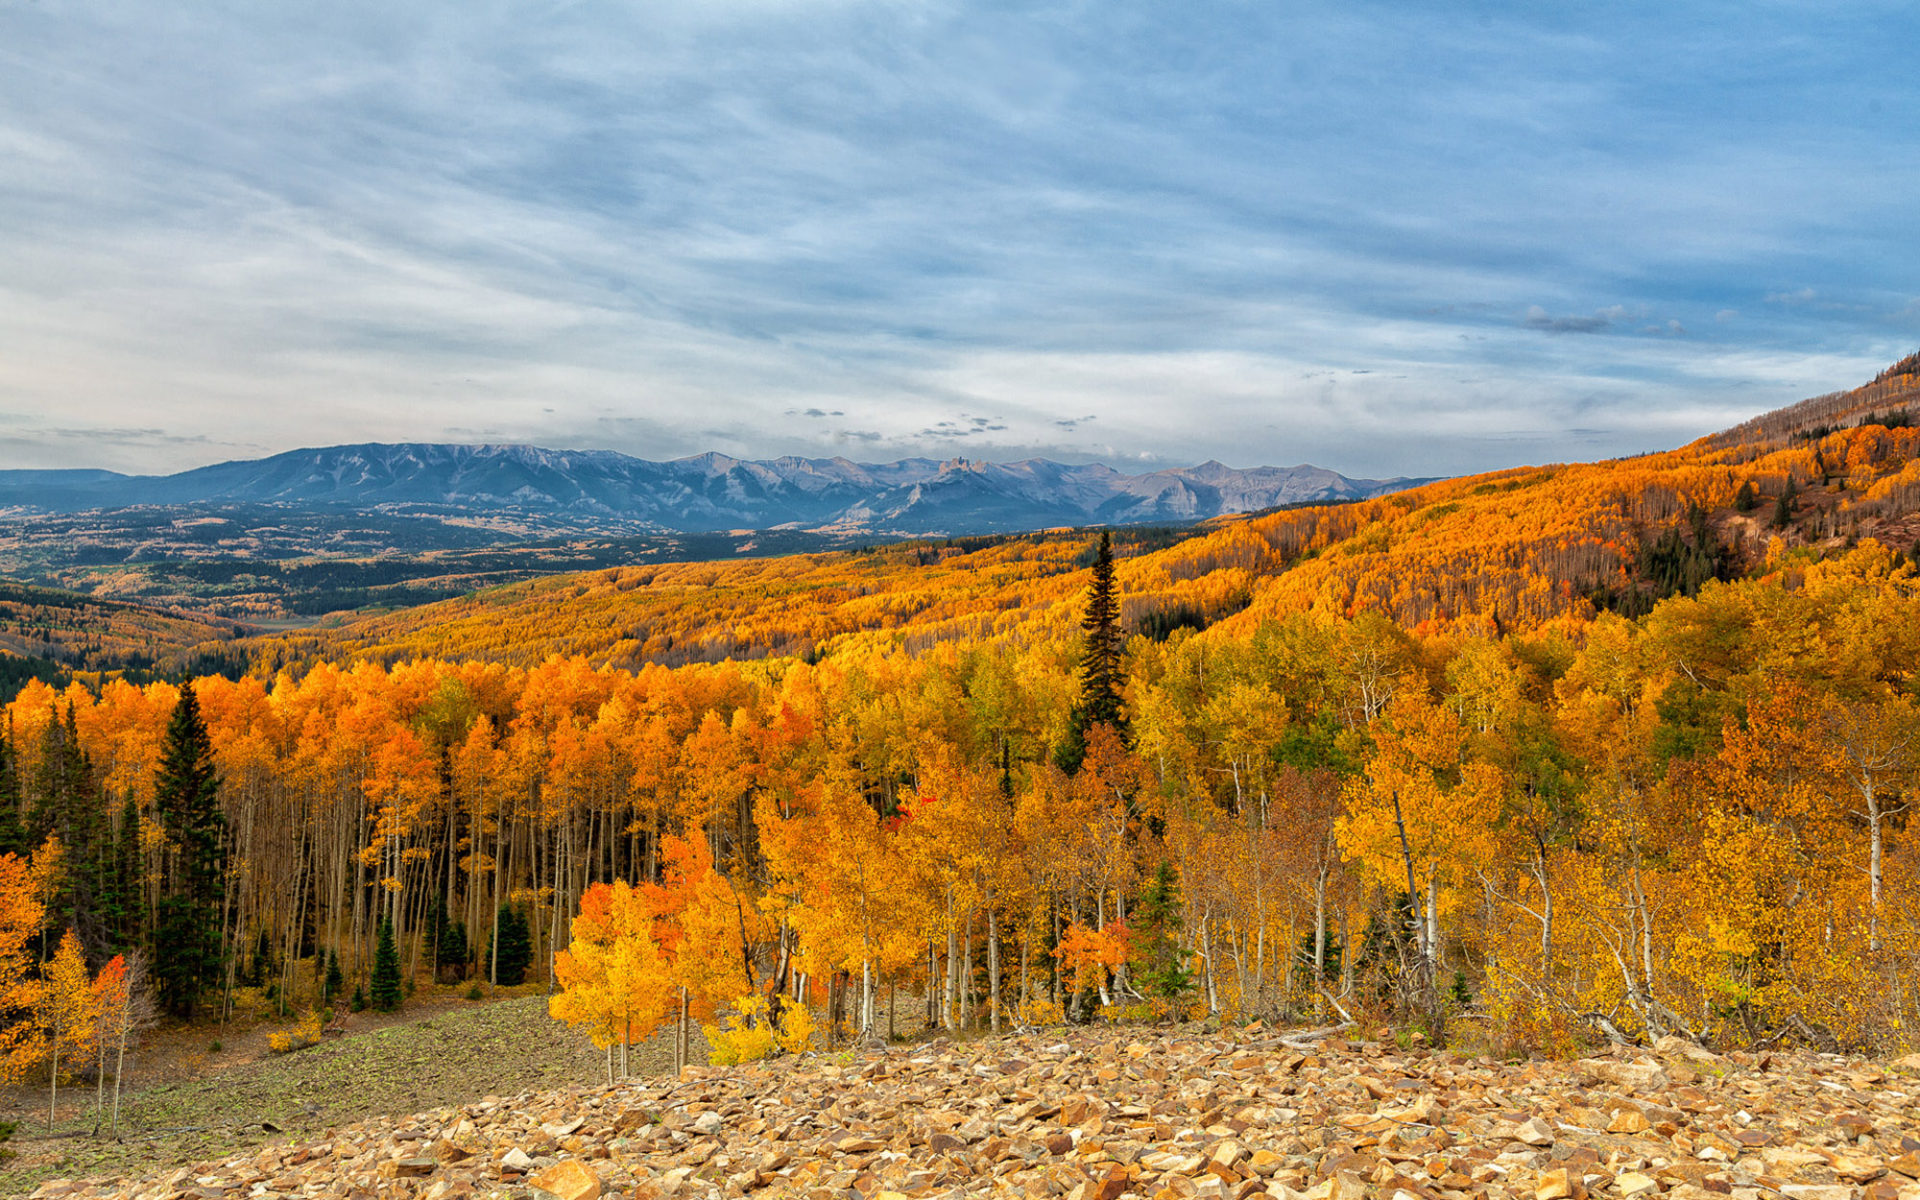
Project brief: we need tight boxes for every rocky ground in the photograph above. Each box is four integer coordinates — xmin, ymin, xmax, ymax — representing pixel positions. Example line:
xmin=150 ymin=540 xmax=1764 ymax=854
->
xmin=25 ymin=1025 xmax=1920 ymax=1200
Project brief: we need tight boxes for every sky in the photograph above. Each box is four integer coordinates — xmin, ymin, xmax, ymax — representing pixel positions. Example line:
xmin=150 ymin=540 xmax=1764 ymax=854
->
xmin=1 ymin=1 xmax=1917 ymax=480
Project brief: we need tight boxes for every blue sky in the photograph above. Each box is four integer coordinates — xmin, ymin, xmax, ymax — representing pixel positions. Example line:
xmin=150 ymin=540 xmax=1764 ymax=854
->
xmin=1 ymin=1 xmax=1916 ymax=478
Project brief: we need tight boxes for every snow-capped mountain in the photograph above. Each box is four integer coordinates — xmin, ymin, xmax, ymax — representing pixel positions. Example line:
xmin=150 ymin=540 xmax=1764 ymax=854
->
xmin=0 ymin=444 xmax=1428 ymax=535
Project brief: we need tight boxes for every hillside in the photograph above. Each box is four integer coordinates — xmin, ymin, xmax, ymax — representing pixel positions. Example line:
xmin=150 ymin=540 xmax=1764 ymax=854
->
xmin=245 ymin=359 xmax=1920 ymax=672
xmin=32 ymin=1026 xmax=1920 ymax=1200
xmin=0 ymin=582 xmax=241 ymax=675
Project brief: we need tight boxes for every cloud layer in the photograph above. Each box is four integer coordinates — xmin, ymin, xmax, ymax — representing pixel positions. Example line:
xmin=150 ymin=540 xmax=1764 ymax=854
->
xmin=1 ymin=1 xmax=1916 ymax=477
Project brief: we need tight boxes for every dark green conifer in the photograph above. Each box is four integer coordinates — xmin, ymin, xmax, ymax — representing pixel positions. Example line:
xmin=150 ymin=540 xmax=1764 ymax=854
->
xmin=369 ymin=918 xmax=403 ymax=1012
xmin=490 ymin=904 xmax=532 ymax=986
xmin=322 ymin=948 xmax=344 ymax=1007
xmin=1133 ymin=860 xmax=1193 ymax=1007
xmin=0 ymin=731 xmax=23 ymax=859
xmin=1056 ymin=531 xmax=1129 ymax=774
xmin=152 ymin=683 xmax=226 ymax=1019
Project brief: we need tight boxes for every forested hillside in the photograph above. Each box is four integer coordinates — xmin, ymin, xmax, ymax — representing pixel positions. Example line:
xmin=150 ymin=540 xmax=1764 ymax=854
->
xmin=4 ymin=359 xmax=1920 ymax=1079
xmin=260 ymin=358 xmax=1920 ymax=671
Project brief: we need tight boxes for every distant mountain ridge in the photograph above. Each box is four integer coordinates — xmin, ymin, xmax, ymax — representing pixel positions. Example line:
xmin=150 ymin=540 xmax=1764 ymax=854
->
xmin=0 ymin=444 xmax=1429 ymax=536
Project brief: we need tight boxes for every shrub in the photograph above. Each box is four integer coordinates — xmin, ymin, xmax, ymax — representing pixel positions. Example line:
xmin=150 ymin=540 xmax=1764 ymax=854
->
xmin=465 ymin=982 xmax=483 ymax=1001
xmin=268 ymin=1010 xmax=324 ymax=1054
xmin=706 ymin=995 xmax=781 ymax=1065
xmin=776 ymin=1000 xmax=815 ymax=1054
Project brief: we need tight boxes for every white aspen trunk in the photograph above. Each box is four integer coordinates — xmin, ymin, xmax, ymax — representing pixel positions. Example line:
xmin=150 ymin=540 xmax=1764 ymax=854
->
xmin=112 ymin=1023 xmax=128 ymax=1133
xmin=988 ymin=906 xmax=1001 ymax=1033
xmin=48 ymin=1013 xmax=60 ymax=1131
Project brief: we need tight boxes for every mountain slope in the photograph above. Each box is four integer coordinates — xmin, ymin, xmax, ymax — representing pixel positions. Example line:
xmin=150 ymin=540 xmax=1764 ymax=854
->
xmin=234 ymin=357 xmax=1920 ymax=672
xmin=0 ymin=445 xmax=1424 ymax=536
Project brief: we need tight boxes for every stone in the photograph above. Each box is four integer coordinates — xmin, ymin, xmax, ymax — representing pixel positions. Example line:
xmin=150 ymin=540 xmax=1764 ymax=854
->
xmin=1654 ymin=1037 xmax=1722 ymax=1064
xmin=691 ymin=1110 xmax=724 ymax=1136
xmin=1538 ymin=1167 xmax=1580 ymax=1200
xmin=1779 ymin=1188 xmax=1855 ymax=1200
xmin=377 ymin=1157 xmax=436 ymax=1180
xmin=1616 ymin=1173 xmax=1659 ymax=1196
xmin=501 ymin=1147 xmax=536 ymax=1171
xmin=1517 ymin=1117 xmax=1558 ymax=1147
xmin=1609 ymin=1109 xmax=1652 ymax=1135
xmin=1835 ymin=1159 xmax=1889 ymax=1184
xmin=528 ymin=1160 xmax=604 ymax=1200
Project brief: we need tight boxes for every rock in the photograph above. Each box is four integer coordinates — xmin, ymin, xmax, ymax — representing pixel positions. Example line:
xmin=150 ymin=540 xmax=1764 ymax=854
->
xmin=1617 ymin=1172 xmax=1659 ymax=1196
xmin=1517 ymin=1116 xmax=1558 ymax=1146
xmin=1608 ymin=1109 xmax=1652 ymax=1134
xmin=691 ymin=1110 xmax=724 ymax=1136
xmin=528 ymin=1159 xmax=603 ymax=1200
xmin=1307 ymin=1172 xmax=1368 ymax=1200
xmin=377 ymin=1157 xmax=436 ymax=1180
xmin=1891 ymin=1155 xmax=1920 ymax=1180
xmin=1538 ymin=1167 xmax=1582 ymax=1200
xmin=1655 ymin=1036 xmax=1723 ymax=1063
xmin=1577 ymin=1058 xmax=1672 ymax=1093
xmin=1835 ymin=1158 xmax=1889 ymax=1184
xmin=1780 ymin=1187 xmax=1855 ymax=1200
xmin=501 ymin=1147 xmax=536 ymax=1171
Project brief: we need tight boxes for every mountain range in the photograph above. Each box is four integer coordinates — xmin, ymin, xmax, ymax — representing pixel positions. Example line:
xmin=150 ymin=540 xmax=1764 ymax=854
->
xmin=0 ymin=444 xmax=1428 ymax=536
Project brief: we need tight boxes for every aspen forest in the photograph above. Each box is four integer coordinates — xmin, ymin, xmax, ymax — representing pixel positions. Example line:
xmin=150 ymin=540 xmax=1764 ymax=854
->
xmin=3 ymin=363 xmax=1920 ymax=1079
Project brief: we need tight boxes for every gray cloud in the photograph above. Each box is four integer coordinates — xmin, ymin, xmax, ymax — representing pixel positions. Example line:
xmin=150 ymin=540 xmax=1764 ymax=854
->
xmin=0 ymin=3 xmax=1914 ymax=479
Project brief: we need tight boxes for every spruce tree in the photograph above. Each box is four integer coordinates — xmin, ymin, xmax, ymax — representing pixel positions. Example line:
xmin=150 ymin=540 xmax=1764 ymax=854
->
xmin=1056 ymin=530 xmax=1128 ymax=774
xmin=0 ymin=732 xmax=23 ymax=859
xmin=490 ymin=904 xmax=532 ymax=986
xmin=369 ymin=918 xmax=403 ymax=1012
xmin=152 ymin=683 xmax=225 ymax=1019
xmin=1134 ymin=860 xmax=1193 ymax=1007
xmin=322 ymin=949 xmax=343 ymax=1008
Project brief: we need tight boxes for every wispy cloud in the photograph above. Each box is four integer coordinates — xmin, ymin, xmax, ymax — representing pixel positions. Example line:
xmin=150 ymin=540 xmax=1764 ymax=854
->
xmin=0 ymin=2 xmax=1915 ymax=476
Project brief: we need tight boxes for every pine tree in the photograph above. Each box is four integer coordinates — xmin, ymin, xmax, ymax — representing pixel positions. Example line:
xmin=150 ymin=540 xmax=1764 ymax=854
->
xmin=490 ymin=904 xmax=532 ymax=986
xmin=321 ymin=949 xmax=343 ymax=1008
xmin=1056 ymin=531 xmax=1129 ymax=774
xmin=1771 ymin=479 xmax=1797 ymax=530
xmin=152 ymin=683 xmax=225 ymax=1019
xmin=369 ymin=918 xmax=402 ymax=1012
xmin=93 ymin=794 xmax=144 ymax=957
xmin=1133 ymin=860 xmax=1193 ymax=1007
xmin=0 ymin=732 xmax=24 ymax=859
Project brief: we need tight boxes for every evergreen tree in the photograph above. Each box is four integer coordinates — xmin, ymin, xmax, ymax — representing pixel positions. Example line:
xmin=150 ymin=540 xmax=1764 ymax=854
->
xmin=437 ymin=919 xmax=468 ymax=982
xmin=1056 ymin=531 xmax=1129 ymax=774
xmin=369 ymin=918 xmax=403 ymax=1012
xmin=1734 ymin=480 xmax=1759 ymax=513
xmin=1133 ymin=860 xmax=1193 ymax=1007
xmin=152 ymin=683 xmax=225 ymax=1019
xmin=489 ymin=904 xmax=532 ymax=986
xmin=94 ymin=793 xmax=145 ymax=956
xmin=1771 ymin=479 xmax=1797 ymax=530
xmin=0 ymin=732 xmax=23 ymax=859
xmin=30 ymin=706 xmax=108 ymax=957
xmin=322 ymin=949 xmax=343 ymax=1008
